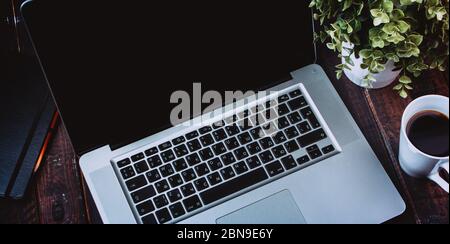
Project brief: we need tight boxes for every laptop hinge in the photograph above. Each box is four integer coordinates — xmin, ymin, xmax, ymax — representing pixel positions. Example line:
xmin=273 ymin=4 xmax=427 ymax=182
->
xmin=110 ymin=137 xmax=144 ymax=152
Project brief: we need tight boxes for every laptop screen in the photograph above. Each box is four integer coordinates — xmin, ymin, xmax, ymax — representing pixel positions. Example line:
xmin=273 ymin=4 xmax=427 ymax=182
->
xmin=22 ymin=0 xmax=315 ymax=154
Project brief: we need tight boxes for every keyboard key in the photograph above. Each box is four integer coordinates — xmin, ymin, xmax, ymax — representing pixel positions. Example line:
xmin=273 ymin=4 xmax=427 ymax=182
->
xmin=284 ymin=126 xmax=300 ymax=139
xmin=167 ymin=189 xmax=183 ymax=203
xmin=237 ymin=132 xmax=253 ymax=145
xmin=187 ymin=139 xmax=202 ymax=152
xmin=249 ymin=127 xmax=264 ymax=140
xmin=265 ymin=161 xmax=285 ymax=177
xmin=131 ymin=153 xmax=145 ymax=162
xmin=155 ymin=208 xmax=172 ymax=224
xmin=297 ymin=155 xmax=310 ymax=165
xmin=212 ymin=120 xmax=225 ymax=129
xmin=287 ymin=112 xmax=303 ymax=124
xmin=142 ymin=214 xmax=158 ymax=224
xmin=146 ymin=169 xmax=161 ymax=183
xmin=264 ymin=108 xmax=277 ymax=120
xmin=288 ymin=96 xmax=307 ymax=111
xmin=273 ymin=132 xmax=287 ymax=144
xmin=172 ymin=158 xmax=188 ymax=172
xmin=131 ymin=186 xmax=156 ymax=203
xmin=277 ymin=117 xmax=290 ymax=129
xmin=181 ymin=169 xmax=197 ymax=182
xmin=281 ymin=156 xmax=297 ymax=170
xmin=169 ymin=202 xmax=186 ymax=219
xmin=246 ymin=142 xmax=262 ymax=155
xmin=172 ymin=136 xmax=186 ymax=146
xmin=289 ymin=89 xmax=302 ymax=98
xmin=306 ymin=145 xmax=319 ymax=152
xmin=278 ymin=94 xmax=290 ymax=103
xmin=207 ymin=172 xmax=223 ymax=186
xmin=277 ymin=104 xmax=290 ymax=116
xmin=158 ymin=142 xmax=172 ymax=151
xmin=120 ymin=166 xmax=136 ymax=180
xmin=308 ymin=149 xmax=323 ymax=159
xmin=199 ymin=126 xmax=213 ymax=135
xmin=199 ymin=148 xmax=214 ymax=161
xmin=220 ymin=166 xmax=236 ymax=180
xmin=199 ymin=134 xmax=215 ymax=147
xmin=308 ymin=116 xmax=321 ymax=129
xmin=225 ymin=125 xmax=241 ymax=136
xmin=148 ymin=155 xmax=163 ymax=168
xmin=144 ymin=147 xmax=158 ymax=157
xmin=200 ymin=168 xmax=268 ymax=205
xmin=259 ymin=150 xmax=275 ymax=164
xmin=126 ymin=175 xmax=147 ymax=192
xmin=300 ymin=106 xmax=314 ymax=118
xmin=238 ymin=118 xmax=253 ymax=131
xmin=262 ymin=121 xmax=277 ymax=135
xmin=259 ymin=137 xmax=275 ymax=149
xmin=174 ymin=144 xmax=189 ymax=157
xmin=153 ymin=195 xmax=169 ymax=208
xmin=155 ymin=179 xmax=170 ymax=193
xmin=212 ymin=129 xmax=228 ymax=142
xmin=136 ymin=200 xmax=155 ymax=216
xmin=194 ymin=177 xmax=209 ymax=191
xmin=224 ymin=137 xmax=240 ymax=150
xmin=181 ymin=183 xmax=196 ymax=197
xmin=221 ymin=152 xmax=237 ymax=165
xmin=284 ymin=140 xmax=300 ymax=153
xmin=168 ymin=174 xmax=183 ymax=188
xmin=207 ymin=158 xmax=223 ymax=171
xmin=186 ymin=131 xmax=199 ymax=140
xmin=134 ymin=161 xmax=149 ymax=174
xmin=212 ymin=142 xmax=227 ymax=156
xmin=183 ymin=195 xmax=203 ymax=212
xmin=246 ymin=156 xmax=262 ymax=169
xmin=161 ymin=150 xmax=176 ymax=163
xmin=117 ymin=158 xmax=131 ymax=168
xmin=322 ymin=145 xmax=335 ymax=154
xmin=233 ymin=161 xmax=249 ymax=174
xmin=297 ymin=121 xmax=312 ymax=134
xmin=297 ymin=129 xmax=327 ymax=147
xmin=234 ymin=147 xmax=249 ymax=160
xmin=186 ymin=153 xmax=201 ymax=166
xmin=300 ymin=107 xmax=321 ymax=128
xmin=272 ymin=145 xmax=287 ymax=158
xmin=159 ymin=164 xmax=175 ymax=177
xmin=194 ymin=163 xmax=210 ymax=176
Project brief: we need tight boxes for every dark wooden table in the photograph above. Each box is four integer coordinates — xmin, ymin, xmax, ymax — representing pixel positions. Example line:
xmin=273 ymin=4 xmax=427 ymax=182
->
xmin=0 ymin=46 xmax=448 ymax=224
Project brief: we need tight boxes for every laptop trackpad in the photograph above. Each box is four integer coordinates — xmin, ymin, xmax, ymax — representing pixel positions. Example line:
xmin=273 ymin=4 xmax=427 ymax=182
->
xmin=216 ymin=190 xmax=307 ymax=224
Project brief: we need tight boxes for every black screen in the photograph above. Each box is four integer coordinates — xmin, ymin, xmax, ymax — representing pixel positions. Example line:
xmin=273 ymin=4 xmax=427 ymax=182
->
xmin=22 ymin=0 xmax=315 ymax=154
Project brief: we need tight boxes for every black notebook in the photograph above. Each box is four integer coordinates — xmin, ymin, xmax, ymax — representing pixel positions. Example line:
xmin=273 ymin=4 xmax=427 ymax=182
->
xmin=0 ymin=0 xmax=56 ymax=199
xmin=0 ymin=53 xmax=56 ymax=199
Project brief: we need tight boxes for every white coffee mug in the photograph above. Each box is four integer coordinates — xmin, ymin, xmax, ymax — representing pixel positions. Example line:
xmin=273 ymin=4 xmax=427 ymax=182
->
xmin=399 ymin=95 xmax=449 ymax=193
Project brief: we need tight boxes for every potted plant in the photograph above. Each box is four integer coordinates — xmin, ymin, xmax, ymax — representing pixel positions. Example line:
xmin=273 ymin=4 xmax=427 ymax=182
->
xmin=310 ymin=0 xmax=449 ymax=97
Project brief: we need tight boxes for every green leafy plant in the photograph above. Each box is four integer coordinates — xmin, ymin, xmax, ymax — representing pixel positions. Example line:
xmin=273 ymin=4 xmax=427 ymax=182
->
xmin=310 ymin=0 xmax=449 ymax=98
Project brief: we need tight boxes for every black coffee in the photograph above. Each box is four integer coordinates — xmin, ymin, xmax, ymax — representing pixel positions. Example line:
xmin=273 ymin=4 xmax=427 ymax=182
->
xmin=407 ymin=110 xmax=449 ymax=157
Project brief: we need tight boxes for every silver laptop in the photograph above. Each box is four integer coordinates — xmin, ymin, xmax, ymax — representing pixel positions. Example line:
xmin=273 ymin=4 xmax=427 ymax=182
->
xmin=22 ymin=0 xmax=405 ymax=224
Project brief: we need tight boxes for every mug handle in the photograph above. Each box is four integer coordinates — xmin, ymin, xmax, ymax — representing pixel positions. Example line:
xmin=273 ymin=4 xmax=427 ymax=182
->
xmin=428 ymin=160 xmax=449 ymax=193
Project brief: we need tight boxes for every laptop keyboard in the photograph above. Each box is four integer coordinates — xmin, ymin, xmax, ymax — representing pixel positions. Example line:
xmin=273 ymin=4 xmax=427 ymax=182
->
xmin=113 ymin=87 xmax=339 ymax=224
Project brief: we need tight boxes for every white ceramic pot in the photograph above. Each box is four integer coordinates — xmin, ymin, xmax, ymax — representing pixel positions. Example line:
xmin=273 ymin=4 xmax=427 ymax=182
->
xmin=342 ymin=42 xmax=401 ymax=89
